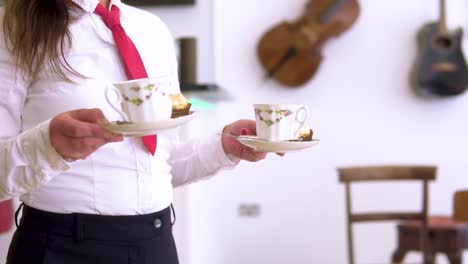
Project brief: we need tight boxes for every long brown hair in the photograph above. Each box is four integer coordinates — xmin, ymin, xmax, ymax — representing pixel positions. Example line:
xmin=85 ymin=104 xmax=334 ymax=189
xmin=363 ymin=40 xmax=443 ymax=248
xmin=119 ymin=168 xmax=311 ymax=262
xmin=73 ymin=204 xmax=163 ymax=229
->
xmin=3 ymin=0 xmax=82 ymax=82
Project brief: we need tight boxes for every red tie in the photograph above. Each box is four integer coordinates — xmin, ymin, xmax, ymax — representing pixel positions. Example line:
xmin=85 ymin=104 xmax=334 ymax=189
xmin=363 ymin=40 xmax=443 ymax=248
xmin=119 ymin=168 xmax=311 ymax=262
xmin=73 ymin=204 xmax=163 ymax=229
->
xmin=94 ymin=4 xmax=157 ymax=155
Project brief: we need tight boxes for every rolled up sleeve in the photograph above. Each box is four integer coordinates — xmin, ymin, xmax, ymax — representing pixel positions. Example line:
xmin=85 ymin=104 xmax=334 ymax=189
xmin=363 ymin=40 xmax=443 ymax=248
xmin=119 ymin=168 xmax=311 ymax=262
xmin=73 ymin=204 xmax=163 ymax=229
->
xmin=169 ymin=131 xmax=239 ymax=187
xmin=0 ymin=34 xmax=69 ymax=201
xmin=1 ymin=121 xmax=70 ymax=201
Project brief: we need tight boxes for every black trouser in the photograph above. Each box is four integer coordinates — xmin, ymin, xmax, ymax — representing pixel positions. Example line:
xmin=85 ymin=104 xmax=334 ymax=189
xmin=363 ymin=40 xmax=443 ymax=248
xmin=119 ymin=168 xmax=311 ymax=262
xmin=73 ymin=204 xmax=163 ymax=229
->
xmin=6 ymin=204 xmax=179 ymax=264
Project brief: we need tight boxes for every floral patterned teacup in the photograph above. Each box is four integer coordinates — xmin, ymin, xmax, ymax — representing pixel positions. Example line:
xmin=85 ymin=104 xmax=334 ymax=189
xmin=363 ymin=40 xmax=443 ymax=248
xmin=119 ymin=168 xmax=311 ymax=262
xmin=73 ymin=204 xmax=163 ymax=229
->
xmin=106 ymin=78 xmax=173 ymax=123
xmin=254 ymin=104 xmax=309 ymax=141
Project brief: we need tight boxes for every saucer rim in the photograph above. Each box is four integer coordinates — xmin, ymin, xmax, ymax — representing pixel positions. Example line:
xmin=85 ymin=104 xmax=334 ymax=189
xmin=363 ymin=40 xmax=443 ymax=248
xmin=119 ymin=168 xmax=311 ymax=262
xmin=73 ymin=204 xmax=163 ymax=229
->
xmin=235 ymin=135 xmax=320 ymax=152
xmin=237 ymin=135 xmax=320 ymax=143
xmin=101 ymin=111 xmax=196 ymax=135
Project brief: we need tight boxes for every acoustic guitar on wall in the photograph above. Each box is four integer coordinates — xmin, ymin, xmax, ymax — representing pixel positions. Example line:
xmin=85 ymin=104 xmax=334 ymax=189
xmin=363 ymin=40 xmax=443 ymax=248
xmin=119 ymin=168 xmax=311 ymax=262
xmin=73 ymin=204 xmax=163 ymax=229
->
xmin=411 ymin=0 xmax=468 ymax=97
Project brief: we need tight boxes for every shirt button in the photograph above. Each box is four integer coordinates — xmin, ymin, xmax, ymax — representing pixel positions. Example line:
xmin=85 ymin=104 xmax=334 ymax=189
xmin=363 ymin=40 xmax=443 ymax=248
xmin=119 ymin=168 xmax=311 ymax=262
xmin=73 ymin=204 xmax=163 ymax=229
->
xmin=154 ymin=218 xmax=162 ymax=229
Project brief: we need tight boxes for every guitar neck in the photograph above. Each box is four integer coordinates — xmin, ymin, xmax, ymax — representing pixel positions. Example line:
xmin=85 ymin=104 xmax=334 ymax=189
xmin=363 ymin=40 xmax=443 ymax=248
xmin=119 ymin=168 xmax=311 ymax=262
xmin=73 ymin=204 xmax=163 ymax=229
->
xmin=438 ymin=0 xmax=449 ymax=36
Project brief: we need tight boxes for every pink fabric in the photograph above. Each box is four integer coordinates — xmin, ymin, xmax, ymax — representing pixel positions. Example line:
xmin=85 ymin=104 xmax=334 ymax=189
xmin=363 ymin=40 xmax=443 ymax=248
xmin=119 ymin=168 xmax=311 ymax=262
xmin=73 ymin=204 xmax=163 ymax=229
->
xmin=0 ymin=200 xmax=13 ymax=233
xmin=94 ymin=4 xmax=157 ymax=155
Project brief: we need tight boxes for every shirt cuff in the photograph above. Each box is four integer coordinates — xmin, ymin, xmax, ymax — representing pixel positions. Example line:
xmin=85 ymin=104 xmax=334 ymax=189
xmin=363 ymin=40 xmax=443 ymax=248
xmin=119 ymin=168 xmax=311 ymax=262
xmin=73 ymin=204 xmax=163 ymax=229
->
xmin=18 ymin=120 xmax=70 ymax=179
xmin=197 ymin=130 xmax=240 ymax=173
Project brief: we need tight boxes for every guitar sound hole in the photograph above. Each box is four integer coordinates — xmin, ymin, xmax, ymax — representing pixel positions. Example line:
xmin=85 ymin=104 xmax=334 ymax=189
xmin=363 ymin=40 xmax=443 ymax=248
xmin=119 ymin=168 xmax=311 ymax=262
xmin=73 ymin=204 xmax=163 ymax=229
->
xmin=435 ymin=37 xmax=452 ymax=49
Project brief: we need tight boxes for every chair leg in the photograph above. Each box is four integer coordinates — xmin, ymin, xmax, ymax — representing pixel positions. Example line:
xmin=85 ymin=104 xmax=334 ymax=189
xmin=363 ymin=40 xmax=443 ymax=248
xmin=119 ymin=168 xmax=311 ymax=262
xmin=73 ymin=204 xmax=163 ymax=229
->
xmin=423 ymin=253 xmax=435 ymax=264
xmin=391 ymin=248 xmax=407 ymax=263
xmin=445 ymin=251 xmax=462 ymax=264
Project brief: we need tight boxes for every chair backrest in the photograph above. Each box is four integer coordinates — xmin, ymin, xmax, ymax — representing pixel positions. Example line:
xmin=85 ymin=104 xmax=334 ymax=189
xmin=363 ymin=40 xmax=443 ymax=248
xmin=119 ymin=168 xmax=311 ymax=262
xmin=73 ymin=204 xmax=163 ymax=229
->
xmin=339 ymin=165 xmax=436 ymax=182
xmin=338 ymin=165 xmax=437 ymax=264
xmin=453 ymin=190 xmax=468 ymax=222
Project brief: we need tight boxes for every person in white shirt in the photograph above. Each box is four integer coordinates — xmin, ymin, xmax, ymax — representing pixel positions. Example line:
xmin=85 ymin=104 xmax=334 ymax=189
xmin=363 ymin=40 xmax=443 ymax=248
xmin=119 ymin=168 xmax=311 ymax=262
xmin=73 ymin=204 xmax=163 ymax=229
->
xmin=0 ymin=0 xmax=269 ymax=263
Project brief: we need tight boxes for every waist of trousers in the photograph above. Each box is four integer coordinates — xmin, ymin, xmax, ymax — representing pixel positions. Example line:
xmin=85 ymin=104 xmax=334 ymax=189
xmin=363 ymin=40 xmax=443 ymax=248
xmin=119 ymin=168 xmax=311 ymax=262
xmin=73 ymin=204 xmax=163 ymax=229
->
xmin=18 ymin=204 xmax=172 ymax=242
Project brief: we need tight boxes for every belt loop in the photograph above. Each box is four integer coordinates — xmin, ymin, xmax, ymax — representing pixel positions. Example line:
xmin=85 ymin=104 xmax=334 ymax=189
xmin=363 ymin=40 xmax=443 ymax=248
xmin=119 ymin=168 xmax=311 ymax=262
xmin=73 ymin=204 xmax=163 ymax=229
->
xmin=170 ymin=204 xmax=176 ymax=226
xmin=73 ymin=214 xmax=85 ymax=242
xmin=14 ymin=202 xmax=25 ymax=228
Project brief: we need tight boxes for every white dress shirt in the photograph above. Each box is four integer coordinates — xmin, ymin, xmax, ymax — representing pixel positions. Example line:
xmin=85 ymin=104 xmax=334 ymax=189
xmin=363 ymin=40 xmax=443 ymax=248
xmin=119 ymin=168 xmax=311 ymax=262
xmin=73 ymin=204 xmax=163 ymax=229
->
xmin=0 ymin=0 xmax=238 ymax=215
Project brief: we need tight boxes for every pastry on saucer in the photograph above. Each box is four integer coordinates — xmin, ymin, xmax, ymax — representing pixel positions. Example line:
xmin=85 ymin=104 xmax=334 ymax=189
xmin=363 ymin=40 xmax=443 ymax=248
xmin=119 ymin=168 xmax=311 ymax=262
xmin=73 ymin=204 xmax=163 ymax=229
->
xmin=298 ymin=124 xmax=313 ymax=141
xmin=171 ymin=93 xmax=191 ymax=118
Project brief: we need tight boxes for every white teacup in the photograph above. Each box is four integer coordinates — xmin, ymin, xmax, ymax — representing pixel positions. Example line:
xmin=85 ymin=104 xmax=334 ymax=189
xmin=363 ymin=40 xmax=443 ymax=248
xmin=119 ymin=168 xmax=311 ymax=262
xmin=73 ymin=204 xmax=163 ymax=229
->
xmin=254 ymin=104 xmax=309 ymax=141
xmin=106 ymin=78 xmax=173 ymax=123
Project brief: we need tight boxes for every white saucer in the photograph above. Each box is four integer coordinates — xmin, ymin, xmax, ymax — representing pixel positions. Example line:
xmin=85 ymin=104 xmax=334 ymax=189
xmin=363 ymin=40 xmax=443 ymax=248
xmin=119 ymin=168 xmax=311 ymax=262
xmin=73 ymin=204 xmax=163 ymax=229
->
xmin=101 ymin=112 xmax=196 ymax=136
xmin=235 ymin=135 xmax=320 ymax=153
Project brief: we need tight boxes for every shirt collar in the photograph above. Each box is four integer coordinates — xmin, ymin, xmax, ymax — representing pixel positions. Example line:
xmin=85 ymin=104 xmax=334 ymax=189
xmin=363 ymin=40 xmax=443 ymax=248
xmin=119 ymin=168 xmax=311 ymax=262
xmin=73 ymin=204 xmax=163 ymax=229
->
xmin=69 ymin=0 xmax=122 ymax=13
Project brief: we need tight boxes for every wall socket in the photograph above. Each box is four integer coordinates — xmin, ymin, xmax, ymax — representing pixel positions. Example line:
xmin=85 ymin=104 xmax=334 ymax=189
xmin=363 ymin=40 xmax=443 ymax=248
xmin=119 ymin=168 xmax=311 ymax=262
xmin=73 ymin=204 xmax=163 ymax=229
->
xmin=238 ymin=203 xmax=261 ymax=217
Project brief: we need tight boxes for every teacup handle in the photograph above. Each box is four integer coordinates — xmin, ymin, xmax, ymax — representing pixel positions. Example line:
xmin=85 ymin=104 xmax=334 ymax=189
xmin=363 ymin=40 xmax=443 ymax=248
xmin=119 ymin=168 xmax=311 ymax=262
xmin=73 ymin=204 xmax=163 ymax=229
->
xmin=294 ymin=106 xmax=309 ymax=137
xmin=105 ymin=85 xmax=129 ymax=121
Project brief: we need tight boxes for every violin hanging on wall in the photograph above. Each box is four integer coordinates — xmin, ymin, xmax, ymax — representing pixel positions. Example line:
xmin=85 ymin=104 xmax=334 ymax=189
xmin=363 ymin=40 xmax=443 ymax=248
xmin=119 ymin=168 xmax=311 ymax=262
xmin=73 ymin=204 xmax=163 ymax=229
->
xmin=411 ymin=0 xmax=468 ymax=97
xmin=257 ymin=0 xmax=360 ymax=88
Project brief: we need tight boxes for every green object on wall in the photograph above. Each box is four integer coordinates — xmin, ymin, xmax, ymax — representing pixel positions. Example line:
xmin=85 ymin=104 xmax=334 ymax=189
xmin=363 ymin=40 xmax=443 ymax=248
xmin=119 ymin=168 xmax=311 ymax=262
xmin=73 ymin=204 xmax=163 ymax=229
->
xmin=188 ymin=98 xmax=215 ymax=111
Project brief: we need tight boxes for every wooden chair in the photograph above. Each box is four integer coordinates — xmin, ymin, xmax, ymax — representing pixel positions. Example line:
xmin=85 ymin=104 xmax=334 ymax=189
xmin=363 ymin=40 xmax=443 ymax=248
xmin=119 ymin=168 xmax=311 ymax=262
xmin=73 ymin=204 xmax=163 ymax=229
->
xmin=453 ymin=190 xmax=468 ymax=222
xmin=393 ymin=190 xmax=468 ymax=264
xmin=338 ymin=165 xmax=437 ymax=264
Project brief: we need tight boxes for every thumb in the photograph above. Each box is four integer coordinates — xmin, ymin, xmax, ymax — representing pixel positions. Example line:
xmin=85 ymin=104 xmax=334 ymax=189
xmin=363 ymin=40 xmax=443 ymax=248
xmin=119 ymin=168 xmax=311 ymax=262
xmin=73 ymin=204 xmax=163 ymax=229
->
xmin=240 ymin=119 xmax=257 ymax=135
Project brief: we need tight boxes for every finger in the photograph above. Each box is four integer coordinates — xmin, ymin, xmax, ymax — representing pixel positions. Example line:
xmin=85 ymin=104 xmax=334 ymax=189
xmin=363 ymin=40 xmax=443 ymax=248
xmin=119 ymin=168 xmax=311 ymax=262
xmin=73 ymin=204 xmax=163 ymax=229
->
xmin=70 ymin=137 xmax=108 ymax=153
xmin=244 ymin=152 xmax=267 ymax=162
xmin=61 ymin=117 xmax=119 ymax=138
xmin=68 ymin=136 xmax=121 ymax=156
xmin=241 ymin=147 xmax=267 ymax=162
xmin=254 ymin=151 xmax=267 ymax=160
xmin=241 ymin=119 xmax=257 ymax=135
xmin=61 ymin=135 xmax=123 ymax=160
xmin=107 ymin=135 xmax=124 ymax=142
xmin=70 ymin=108 xmax=107 ymax=124
xmin=87 ymin=124 xmax=121 ymax=139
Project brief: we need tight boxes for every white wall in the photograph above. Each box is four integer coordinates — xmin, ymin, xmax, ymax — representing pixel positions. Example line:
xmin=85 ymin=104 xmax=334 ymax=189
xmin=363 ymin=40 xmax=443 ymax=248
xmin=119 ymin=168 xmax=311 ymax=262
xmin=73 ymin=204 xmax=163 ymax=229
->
xmin=185 ymin=0 xmax=468 ymax=264
xmin=0 ymin=1 xmax=466 ymax=264
xmin=145 ymin=1 xmax=215 ymax=84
